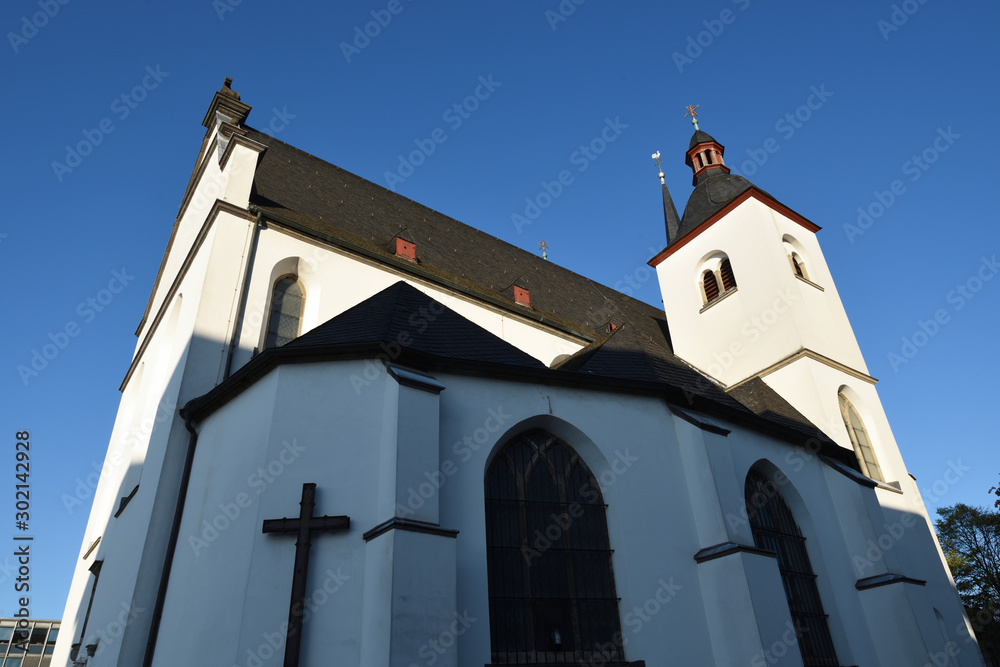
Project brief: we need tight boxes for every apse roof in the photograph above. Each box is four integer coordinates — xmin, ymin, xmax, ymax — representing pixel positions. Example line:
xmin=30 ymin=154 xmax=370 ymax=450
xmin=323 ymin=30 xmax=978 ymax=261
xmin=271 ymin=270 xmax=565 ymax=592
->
xmin=284 ymin=281 xmax=546 ymax=369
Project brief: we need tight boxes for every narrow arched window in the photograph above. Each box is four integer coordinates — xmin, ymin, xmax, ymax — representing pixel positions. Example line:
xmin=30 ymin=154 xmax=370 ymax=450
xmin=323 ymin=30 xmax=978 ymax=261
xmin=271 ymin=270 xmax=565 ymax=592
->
xmin=720 ymin=258 xmax=737 ymax=291
xmin=485 ymin=430 xmax=623 ymax=665
xmin=703 ymin=270 xmax=720 ymax=303
xmin=791 ymin=254 xmax=806 ymax=279
xmin=838 ymin=393 xmax=884 ymax=482
xmin=746 ymin=469 xmax=840 ymax=666
xmin=265 ymin=276 xmax=304 ymax=348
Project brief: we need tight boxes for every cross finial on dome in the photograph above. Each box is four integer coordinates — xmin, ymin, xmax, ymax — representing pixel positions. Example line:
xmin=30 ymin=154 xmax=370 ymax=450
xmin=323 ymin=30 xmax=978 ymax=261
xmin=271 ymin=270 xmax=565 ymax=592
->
xmin=685 ymin=104 xmax=700 ymax=131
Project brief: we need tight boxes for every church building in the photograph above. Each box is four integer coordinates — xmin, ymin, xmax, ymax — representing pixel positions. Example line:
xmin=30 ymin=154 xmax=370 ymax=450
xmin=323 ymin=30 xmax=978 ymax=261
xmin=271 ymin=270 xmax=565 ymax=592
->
xmin=54 ymin=79 xmax=985 ymax=666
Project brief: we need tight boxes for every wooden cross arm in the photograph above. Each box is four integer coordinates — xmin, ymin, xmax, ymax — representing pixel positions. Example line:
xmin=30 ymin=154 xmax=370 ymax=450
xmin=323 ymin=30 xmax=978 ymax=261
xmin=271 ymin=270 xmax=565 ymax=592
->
xmin=262 ymin=515 xmax=351 ymax=534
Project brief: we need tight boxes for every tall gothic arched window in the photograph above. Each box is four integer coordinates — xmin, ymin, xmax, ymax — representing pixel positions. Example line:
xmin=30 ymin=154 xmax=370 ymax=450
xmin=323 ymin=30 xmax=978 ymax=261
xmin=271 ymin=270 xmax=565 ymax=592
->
xmin=838 ymin=393 xmax=884 ymax=482
xmin=265 ymin=276 xmax=304 ymax=348
xmin=485 ymin=430 xmax=623 ymax=665
xmin=746 ymin=469 xmax=839 ymax=667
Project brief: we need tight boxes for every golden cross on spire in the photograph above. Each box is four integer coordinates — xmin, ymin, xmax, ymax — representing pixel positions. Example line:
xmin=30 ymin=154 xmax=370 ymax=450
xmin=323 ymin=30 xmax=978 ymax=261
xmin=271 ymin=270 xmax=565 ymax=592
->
xmin=538 ymin=240 xmax=549 ymax=260
xmin=685 ymin=104 xmax=700 ymax=131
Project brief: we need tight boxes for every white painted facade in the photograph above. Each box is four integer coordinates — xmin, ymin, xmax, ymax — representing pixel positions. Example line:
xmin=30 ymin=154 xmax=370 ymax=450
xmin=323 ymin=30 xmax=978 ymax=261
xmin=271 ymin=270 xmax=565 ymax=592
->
xmin=54 ymin=83 xmax=984 ymax=667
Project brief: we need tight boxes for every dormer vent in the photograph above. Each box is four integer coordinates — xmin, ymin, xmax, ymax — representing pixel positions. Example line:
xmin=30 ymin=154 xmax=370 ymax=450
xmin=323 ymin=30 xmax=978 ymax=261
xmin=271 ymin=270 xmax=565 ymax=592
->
xmin=395 ymin=236 xmax=416 ymax=261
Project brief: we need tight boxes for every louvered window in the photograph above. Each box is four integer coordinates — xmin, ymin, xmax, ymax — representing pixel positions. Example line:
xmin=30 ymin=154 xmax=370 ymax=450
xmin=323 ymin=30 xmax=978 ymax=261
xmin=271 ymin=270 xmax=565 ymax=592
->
xmin=746 ymin=470 xmax=840 ymax=667
xmin=720 ymin=258 xmax=737 ymax=291
xmin=838 ymin=394 xmax=884 ymax=482
xmin=265 ymin=276 xmax=304 ymax=348
xmin=702 ymin=270 xmax=720 ymax=303
xmin=485 ymin=430 xmax=624 ymax=665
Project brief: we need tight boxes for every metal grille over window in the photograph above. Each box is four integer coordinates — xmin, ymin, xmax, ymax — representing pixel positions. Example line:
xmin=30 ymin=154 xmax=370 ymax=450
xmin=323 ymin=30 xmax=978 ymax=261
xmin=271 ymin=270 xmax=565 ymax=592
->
xmin=265 ymin=276 xmax=304 ymax=348
xmin=485 ymin=430 xmax=625 ymax=665
xmin=838 ymin=394 xmax=884 ymax=482
xmin=746 ymin=470 xmax=840 ymax=667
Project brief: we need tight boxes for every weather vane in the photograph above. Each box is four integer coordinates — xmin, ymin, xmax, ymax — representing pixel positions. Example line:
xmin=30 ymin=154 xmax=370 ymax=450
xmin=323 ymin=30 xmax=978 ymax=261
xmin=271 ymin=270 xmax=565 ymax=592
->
xmin=538 ymin=240 xmax=549 ymax=260
xmin=685 ymin=104 xmax=700 ymax=131
xmin=651 ymin=150 xmax=665 ymax=184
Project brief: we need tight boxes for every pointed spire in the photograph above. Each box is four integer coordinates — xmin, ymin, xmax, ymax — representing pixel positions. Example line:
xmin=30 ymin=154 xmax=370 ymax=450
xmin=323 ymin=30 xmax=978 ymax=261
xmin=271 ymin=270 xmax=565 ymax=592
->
xmin=652 ymin=150 xmax=681 ymax=244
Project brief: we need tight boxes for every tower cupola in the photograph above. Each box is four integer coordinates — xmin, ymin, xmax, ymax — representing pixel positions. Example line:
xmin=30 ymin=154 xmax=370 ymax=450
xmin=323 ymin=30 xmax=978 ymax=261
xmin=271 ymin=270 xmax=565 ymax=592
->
xmin=685 ymin=130 xmax=730 ymax=186
xmin=682 ymin=104 xmax=729 ymax=186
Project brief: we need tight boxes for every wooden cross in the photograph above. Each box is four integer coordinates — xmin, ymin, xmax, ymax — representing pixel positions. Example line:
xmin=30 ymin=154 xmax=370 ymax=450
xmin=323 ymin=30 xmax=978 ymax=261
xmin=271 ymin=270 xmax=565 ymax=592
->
xmin=685 ymin=104 xmax=700 ymax=130
xmin=263 ymin=483 xmax=350 ymax=667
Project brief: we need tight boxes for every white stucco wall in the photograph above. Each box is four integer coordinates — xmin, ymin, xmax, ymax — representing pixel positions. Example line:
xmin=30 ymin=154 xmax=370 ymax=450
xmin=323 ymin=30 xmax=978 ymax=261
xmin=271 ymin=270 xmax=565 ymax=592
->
xmin=654 ymin=197 xmax=868 ymax=386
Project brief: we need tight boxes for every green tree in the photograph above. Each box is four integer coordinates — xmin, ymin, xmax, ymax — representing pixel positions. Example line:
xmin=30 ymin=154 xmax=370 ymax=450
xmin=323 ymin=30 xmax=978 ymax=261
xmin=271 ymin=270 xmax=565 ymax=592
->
xmin=936 ymin=503 xmax=1000 ymax=663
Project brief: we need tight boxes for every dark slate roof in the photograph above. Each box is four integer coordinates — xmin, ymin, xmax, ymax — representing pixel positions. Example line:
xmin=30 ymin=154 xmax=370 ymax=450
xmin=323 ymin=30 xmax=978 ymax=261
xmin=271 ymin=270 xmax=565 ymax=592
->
xmin=672 ymin=172 xmax=754 ymax=245
xmin=284 ymin=281 xmax=546 ymax=368
xmin=689 ymin=129 xmax=719 ymax=149
xmin=233 ymin=123 xmax=839 ymax=446
xmin=726 ymin=377 xmax=826 ymax=438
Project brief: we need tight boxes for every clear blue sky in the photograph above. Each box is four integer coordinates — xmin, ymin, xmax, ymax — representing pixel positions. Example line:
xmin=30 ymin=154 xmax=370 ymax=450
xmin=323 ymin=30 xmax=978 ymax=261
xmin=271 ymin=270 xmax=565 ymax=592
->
xmin=2 ymin=0 xmax=997 ymax=618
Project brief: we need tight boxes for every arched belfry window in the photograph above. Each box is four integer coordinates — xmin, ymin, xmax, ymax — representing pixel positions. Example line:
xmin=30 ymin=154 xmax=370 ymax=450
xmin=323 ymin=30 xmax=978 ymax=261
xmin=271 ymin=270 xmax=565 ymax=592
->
xmin=746 ymin=469 xmax=840 ymax=667
xmin=838 ymin=393 xmax=884 ymax=482
xmin=700 ymin=255 xmax=737 ymax=306
xmin=702 ymin=270 xmax=721 ymax=303
xmin=720 ymin=258 xmax=737 ymax=291
xmin=485 ymin=430 xmax=623 ymax=665
xmin=265 ymin=276 xmax=304 ymax=348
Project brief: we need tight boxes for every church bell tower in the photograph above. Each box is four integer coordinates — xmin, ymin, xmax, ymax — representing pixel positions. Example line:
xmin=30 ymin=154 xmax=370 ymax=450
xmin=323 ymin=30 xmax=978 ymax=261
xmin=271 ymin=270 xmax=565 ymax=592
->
xmin=649 ymin=107 xmax=905 ymax=488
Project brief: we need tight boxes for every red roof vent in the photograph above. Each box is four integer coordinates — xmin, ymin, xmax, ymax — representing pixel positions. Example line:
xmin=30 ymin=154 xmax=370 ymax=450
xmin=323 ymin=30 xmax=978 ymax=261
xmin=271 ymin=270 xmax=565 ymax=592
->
xmin=514 ymin=286 xmax=530 ymax=307
xmin=395 ymin=237 xmax=416 ymax=261
xmin=607 ymin=323 xmax=617 ymax=333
